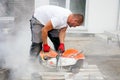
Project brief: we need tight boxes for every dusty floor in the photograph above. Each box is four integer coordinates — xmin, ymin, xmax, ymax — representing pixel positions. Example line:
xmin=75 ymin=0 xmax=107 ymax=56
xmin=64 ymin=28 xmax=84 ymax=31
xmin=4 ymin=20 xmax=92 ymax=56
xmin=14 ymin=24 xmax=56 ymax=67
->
xmin=0 ymin=25 xmax=120 ymax=80
xmin=65 ymin=34 xmax=120 ymax=80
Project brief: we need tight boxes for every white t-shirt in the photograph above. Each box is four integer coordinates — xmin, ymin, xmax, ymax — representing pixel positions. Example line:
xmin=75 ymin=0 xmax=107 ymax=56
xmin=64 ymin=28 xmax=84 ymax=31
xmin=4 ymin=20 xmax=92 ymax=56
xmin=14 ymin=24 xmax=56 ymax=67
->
xmin=34 ymin=5 xmax=72 ymax=29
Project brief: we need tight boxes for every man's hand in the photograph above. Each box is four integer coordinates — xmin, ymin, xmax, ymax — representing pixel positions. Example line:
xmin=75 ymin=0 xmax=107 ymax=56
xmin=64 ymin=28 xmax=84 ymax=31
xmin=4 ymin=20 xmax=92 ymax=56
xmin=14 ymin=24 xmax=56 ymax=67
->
xmin=43 ymin=44 xmax=50 ymax=52
xmin=58 ymin=43 xmax=65 ymax=53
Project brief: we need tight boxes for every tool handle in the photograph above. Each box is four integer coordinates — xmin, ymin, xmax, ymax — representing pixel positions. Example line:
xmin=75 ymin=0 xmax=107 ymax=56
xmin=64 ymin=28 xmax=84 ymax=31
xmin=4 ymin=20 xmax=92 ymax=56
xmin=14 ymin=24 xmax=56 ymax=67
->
xmin=57 ymin=50 xmax=63 ymax=55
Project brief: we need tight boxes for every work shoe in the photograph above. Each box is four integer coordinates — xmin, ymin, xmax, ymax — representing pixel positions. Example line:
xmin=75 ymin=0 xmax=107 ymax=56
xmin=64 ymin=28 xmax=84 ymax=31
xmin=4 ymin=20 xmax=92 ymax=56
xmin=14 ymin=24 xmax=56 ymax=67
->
xmin=30 ymin=43 xmax=42 ymax=57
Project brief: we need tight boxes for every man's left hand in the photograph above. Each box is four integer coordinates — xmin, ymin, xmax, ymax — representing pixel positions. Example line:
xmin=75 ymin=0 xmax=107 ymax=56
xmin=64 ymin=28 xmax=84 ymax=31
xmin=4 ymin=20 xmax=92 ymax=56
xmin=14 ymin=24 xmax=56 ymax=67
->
xmin=58 ymin=43 xmax=65 ymax=53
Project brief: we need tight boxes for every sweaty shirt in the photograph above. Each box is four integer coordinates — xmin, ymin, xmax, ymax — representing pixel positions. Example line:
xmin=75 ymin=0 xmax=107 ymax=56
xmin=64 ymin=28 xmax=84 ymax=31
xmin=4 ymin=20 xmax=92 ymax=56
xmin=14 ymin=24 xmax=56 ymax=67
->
xmin=34 ymin=5 xmax=72 ymax=29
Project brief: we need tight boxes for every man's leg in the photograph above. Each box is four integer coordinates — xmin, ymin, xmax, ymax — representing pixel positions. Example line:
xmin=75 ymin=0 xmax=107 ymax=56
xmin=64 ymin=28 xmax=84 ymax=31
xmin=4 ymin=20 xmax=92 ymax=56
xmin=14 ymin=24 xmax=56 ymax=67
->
xmin=30 ymin=42 xmax=42 ymax=56
xmin=48 ymin=29 xmax=60 ymax=51
xmin=30 ymin=17 xmax=43 ymax=56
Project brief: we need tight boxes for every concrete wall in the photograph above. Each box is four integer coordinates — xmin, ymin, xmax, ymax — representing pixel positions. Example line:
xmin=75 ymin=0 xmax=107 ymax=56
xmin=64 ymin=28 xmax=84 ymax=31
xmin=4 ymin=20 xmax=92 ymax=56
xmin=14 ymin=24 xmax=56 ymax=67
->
xmin=118 ymin=0 xmax=120 ymax=30
xmin=0 ymin=0 xmax=14 ymax=16
xmin=87 ymin=0 xmax=119 ymax=33
xmin=14 ymin=0 xmax=34 ymax=23
xmin=0 ymin=0 xmax=34 ymax=39
xmin=35 ymin=0 xmax=49 ymax=8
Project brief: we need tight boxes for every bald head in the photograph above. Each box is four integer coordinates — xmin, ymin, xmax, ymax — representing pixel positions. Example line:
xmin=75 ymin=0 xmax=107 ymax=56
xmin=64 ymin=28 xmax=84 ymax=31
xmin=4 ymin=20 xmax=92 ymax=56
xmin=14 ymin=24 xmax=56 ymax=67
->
xmin=72 ymin=14 xmax=84 ymax=25
xmin=67 ymin=14 xmax=84 ymax=27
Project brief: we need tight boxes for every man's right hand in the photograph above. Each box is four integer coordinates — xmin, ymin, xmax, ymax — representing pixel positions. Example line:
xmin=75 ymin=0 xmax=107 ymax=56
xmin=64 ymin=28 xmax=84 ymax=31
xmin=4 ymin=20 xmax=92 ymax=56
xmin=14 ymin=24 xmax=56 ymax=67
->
xmin=43 ymin=44 xmax=50 ymax=52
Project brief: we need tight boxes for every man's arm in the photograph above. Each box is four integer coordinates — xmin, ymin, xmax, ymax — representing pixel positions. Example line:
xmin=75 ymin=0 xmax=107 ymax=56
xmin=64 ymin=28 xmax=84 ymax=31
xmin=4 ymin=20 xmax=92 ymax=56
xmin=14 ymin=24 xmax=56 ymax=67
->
xmin=41 ymin=20 xmax=53 ymax=44
xmin=58 ymin=27 xmax=67 ymax=52
xmin=59 ymin=27 xmax=67 ymax=43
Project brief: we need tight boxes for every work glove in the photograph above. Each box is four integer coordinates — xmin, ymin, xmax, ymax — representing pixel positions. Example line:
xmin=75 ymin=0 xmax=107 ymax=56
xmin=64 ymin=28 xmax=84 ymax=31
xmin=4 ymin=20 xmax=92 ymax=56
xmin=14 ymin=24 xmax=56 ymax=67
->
xmin=58 ymin=43 xmax=65 ymax=53
xmin=43 ymin=44 xmax=50 ymax=52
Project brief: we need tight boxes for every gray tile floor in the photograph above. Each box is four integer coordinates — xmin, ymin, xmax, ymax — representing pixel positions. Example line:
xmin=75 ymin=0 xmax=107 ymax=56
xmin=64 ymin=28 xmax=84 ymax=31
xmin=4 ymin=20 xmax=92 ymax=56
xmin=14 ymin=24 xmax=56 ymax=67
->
xmin=0 ymin=23 xmax=120 ymax=80
xmin=65 ymin=34 xmax=120 ymax=80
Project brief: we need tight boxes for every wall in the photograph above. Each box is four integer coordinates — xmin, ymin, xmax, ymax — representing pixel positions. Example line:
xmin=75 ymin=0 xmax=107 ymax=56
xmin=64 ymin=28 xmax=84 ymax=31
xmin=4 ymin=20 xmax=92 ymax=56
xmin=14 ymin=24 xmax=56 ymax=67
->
xmin=0 ymin=0 xmax=14 ymax=16
xmin=87 ymin=0 xmax=119 ymax=33
xmin=35 ymin=0 xmax=49 ymax=8
xmin=118 ymin=0 xmax=120 ymax=30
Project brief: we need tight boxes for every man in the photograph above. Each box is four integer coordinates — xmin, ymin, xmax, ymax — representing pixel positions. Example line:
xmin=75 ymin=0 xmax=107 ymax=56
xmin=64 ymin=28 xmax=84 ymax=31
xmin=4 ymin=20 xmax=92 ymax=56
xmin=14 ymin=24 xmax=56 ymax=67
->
xmin=30 ymin=5 xmax=84 ymax=56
